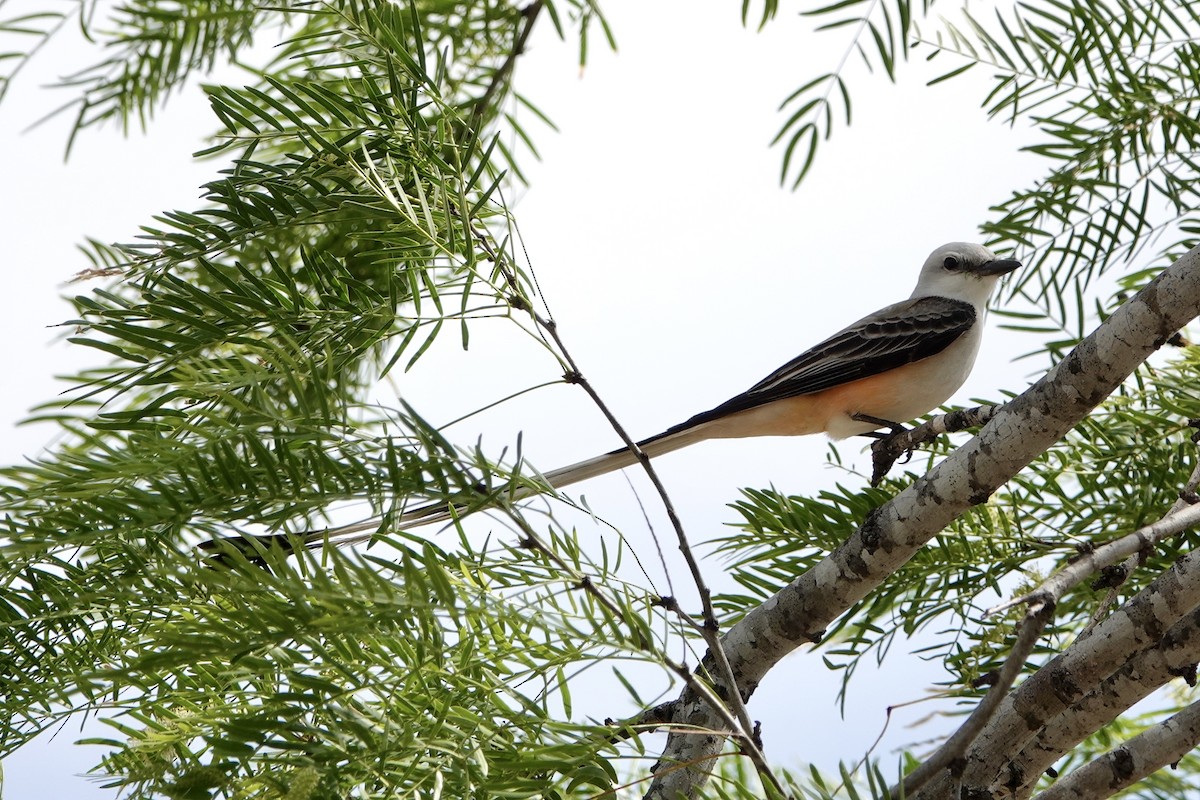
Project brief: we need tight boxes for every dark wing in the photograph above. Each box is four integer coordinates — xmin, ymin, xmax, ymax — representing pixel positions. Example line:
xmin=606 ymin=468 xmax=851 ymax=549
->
xmin=644 ymin=295 xmax=976 ymax=442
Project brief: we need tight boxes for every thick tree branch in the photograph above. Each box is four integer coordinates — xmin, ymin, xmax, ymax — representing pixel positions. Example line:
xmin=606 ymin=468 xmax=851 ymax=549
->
xmin=918 ymin=545 xmax=1200 ymax=798
xmin=644 ymin=246 xmax=1200 ymax=800
xmin=1033 ymin=700 xmax=1200 ymax=800
xmin=1011 ymin=606 xmax=1200 ymax=796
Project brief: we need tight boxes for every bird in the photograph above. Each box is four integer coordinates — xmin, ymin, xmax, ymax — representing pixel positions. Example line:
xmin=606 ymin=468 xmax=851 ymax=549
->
xmin=198 ymin=242 xmax=1020 ymax=562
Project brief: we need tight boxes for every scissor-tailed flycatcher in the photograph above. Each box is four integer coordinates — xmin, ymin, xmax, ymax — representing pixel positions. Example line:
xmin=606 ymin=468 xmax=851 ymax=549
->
xmin=201 ymin=242 xmax=1019 ymax=560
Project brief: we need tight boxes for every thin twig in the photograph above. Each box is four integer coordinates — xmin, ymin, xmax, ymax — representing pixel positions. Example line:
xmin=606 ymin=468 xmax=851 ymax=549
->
xmin=1073 ymin=422 xmax=1200 ymax=632
xmin=621 ymin=470 xmax=679 ymax=603
xmin=835 ymin=691 xmax=959 ymax=795
xmin=500 ymin=507 xmax=781 ymax=789
xmin=537 ymin=320 xmax=781 ymax=794
xmin=467 ymin=1 xmax=544 ymax=136
xmin=463 ymin=215 xmax=781 ymax=792
xmin=985 ymin=501 xmax=1200 ymax=618
xmin=896 ymin=600 xmax=1057 ymax=797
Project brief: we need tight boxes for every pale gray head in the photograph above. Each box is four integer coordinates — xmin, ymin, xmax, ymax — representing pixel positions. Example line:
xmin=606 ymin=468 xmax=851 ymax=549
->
xmin=909 ymin=242 xmax=1022 ymax=307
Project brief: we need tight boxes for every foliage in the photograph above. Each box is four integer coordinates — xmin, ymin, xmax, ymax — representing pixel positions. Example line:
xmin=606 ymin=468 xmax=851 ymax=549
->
xmin=716 ymin=353 xmax=1200 ymax=712
xmin=4 ymin=0 xmax=1200 ymax=798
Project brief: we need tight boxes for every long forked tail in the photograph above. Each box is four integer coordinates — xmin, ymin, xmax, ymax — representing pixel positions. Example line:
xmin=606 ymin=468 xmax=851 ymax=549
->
xmin=197 ymin=424 xmax=713 ymax=564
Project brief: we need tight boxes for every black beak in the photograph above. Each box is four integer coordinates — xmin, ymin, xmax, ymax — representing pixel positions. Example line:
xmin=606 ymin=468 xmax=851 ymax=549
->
xmin=975 ymin=258 xmax=1022 ymax=277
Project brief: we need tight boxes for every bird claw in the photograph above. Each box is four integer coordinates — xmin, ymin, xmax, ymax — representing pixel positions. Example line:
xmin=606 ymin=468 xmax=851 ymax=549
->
xmin=853 ymin=414 xmax=918 ymax=487
xmin=852 ymin=413 xmax=909 ymax=439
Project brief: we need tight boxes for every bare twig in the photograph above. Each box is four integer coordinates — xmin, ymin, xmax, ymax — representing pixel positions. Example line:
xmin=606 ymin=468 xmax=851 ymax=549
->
xmin=622 ymin=471 xmax=678 ymax=601
xmin=535 ymin=323 xmax=780 ymax=794
xmin=466 ymin=1 xmax=544 ymax=136
xmin=497 ymin=507 xmax=781 ymax=790
xmin=466 ymin=216 xmax=780 ymax=793
xmin=896 ymin=600 xmax=1057 ymax=796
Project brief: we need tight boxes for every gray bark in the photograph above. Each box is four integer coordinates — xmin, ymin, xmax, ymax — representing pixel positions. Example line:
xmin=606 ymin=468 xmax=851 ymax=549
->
xmin=644 ymin=246 xmax=1200 ymax=799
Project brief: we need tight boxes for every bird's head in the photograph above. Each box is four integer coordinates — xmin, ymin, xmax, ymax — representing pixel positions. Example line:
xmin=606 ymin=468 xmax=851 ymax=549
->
xmin=911 ymin=242 xmax=1022 ymax=307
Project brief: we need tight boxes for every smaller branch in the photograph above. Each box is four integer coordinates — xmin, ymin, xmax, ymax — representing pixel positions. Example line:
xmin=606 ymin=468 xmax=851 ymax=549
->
xmin=504 ymin=508 xmax=781 ymax=787
xmin=896 ymin=600 xmax=1057 ymax=796
xmin=466 ymin=1 xmax=544 ymax=137
xmin=465 ymin=216 xmax=775 ymax=792
xmin=1033 ymin=700 xmax=1200 ymax=800
xmin=1071 ymin=431 xmax=1200 ymax=633
xmin=985 ymin=501 xmax=1200 ymax=618
xmin=1168 ymin=422 xmax=1200 ymax=514
xmin=869 ymin=405 xmax=1000 ymax=486
xmin=553 ymin=360 xmax=781 ymax=795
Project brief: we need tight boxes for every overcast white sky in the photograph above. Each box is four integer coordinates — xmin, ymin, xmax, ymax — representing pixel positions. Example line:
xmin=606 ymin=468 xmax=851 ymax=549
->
xmin=1 ymin=2 xmax=1048 ymax=797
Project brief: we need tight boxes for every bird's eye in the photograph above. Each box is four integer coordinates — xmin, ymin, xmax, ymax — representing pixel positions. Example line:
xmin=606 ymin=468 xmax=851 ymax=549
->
xmin=943 ymin=256 xmax=961 ymax=270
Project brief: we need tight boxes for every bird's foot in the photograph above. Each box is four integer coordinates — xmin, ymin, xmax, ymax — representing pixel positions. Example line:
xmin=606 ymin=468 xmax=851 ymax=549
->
xmin=853 ymin=414 xmax=918 ymax=486
xmin=852 ymin=413 xmax=909 ymax=440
